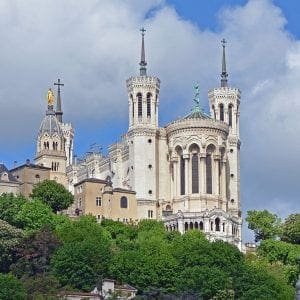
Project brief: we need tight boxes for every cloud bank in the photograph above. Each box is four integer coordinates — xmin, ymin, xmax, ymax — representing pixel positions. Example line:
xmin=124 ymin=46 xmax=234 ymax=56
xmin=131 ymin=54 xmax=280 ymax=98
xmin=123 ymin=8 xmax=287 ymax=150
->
xmin=0 ymin=0 xmax=299 ymax=240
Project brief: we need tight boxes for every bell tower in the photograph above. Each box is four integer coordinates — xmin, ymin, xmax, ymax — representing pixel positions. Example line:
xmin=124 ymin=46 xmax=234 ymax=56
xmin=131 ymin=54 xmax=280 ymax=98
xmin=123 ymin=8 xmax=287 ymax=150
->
xmin=127 ymin=28 xmax=160 ymax=130
xmin=126 ymin=29 xmax=160 ymax=219
xmin=35 ymin=88 xmax=67 ymax=187
xmin=208 ymin=39 xmax=241 ymax=218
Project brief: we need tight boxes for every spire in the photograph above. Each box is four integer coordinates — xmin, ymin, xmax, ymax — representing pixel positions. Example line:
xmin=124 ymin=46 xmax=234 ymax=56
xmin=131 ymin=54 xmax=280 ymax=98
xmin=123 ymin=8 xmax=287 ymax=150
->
xmin=221 ymin=38 xmax=228 ymax=87
xmin=139 ymin=28 xmax=147 ymax=76
xmin=54 ymin=78 xmax=64 ymax=122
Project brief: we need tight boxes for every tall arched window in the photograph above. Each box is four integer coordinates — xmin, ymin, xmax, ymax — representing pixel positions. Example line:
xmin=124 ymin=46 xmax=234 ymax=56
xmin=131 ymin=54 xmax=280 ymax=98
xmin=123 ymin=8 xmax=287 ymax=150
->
xmin=212 ymin=105 xmax=216 ymax=119
xmin=137 ymin=93 xmax=142 ymax=117
xmin=228 ymin=104 xmax=233 ymax=127
xmin=147 ymin=93 xmax=151 ymax=117
xmin=206 ymin=145 xmax=215 ymax=194
xmin=219 ymin=104 xmax=224 ymax=121
xmin=215 ymin=218 xmax=220 ymax=231
xmin=199 ymin=221 xmax=204 ymax=230
xmin=190 ymin=144 xmax=200 ymax=194
xmin=120 ymin=196 xmax=128 ymax=208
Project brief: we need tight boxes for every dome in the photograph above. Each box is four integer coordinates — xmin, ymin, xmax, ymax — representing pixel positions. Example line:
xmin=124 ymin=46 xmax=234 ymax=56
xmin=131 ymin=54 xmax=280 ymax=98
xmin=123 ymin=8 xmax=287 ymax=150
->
xmin=39 ymin=108 xmax=62 ymax=136
xmin=183 ymin=105 xmax=211 ymax=120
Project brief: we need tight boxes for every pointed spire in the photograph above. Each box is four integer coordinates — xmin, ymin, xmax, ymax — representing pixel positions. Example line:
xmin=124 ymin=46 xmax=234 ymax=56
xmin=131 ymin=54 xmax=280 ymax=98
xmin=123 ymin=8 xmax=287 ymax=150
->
xmin=221 ymin=38 xmax=228 ymax=87
xmin=54 ymin=78 xmax=64 ymax=122
xmin=139 ymin=28 xmax=147 ymax=76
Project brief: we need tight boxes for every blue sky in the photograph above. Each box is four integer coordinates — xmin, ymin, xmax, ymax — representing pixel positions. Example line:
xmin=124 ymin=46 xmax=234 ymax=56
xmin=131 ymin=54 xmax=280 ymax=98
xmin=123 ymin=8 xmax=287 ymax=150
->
xmin=0 ymin=0 xmax=299 ymax=241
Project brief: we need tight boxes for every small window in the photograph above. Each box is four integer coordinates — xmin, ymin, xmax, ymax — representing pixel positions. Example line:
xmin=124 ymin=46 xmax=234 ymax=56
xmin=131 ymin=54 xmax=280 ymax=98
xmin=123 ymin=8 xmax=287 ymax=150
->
xmin=148 ymin=139 xmax=152 ymax=143
xmin=230 ymin=174 xmax=234 ymax=178
xmin=96 ymin=197 xmax=101 ymax=206
xmin=120 ymin=196 xmax=128 ymax=208
xmin=230 ymin=149 xmax=234 ymax=153
xmin=148 ymin=164 xmax=152 ymax=169
xmin=230 ymin=199 xmax=234 ymax=203
xmin=148 ymin=190 xmax=152 ymax=195
xmin=148 ymin=210 xmax=153 ymax=218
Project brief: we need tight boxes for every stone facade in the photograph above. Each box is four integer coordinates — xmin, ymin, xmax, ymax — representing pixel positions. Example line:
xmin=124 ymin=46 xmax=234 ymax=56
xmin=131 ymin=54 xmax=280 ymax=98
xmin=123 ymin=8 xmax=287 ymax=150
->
xmin=10 ymin=161 xmax=50 ymax=197
xmin=0 ymin=164 xmax=20 ymax=195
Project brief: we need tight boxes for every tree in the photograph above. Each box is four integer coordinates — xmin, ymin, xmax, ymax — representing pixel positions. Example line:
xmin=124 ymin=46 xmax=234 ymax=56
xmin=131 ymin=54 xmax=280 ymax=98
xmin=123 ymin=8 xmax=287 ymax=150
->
xmin=31 ymin=179 xmax=74 ymax=213
xmin=246 ymin=210 xmax=282 ymax=242
xmin=52 ymin=216 xmax=112 ymax=291
xmin=14 ymin=200 xmax=57 ymax=231
xmin=0 ymin=273 xmax=26 ymax=300
xmin=281 ymin=213 xmax=300 ymax=244
xmin=0 ymin=220 xmax=24 ymax=272
xmin=0 ymin=193 xmax=27 ymax=226
xmin=10 ymin=227 xmax=61 ymax=278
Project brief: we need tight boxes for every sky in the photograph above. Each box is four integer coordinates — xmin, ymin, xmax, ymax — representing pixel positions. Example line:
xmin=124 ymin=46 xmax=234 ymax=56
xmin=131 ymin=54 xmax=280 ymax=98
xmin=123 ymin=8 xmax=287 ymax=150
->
xmin=0 ymin=0 xmax=299 ymax=241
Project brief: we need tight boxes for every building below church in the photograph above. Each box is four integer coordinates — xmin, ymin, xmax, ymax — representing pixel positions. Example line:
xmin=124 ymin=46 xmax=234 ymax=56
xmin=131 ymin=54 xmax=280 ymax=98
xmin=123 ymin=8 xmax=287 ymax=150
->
xmin=5 ymin=30 xmax=242 ymax=249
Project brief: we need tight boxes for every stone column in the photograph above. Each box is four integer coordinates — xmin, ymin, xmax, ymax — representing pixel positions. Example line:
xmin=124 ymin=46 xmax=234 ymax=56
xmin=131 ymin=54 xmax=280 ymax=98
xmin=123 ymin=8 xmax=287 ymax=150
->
xmin=214 ymin=154 xmax=220 ymax=195
xmin=183 ymin=154 xmax=189 ymax=195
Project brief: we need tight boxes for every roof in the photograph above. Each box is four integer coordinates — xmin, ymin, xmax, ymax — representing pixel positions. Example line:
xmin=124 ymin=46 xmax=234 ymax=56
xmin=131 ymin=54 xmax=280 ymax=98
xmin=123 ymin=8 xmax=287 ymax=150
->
xmin=10 ymin=163 xmax=51 ymax=172
xmin=184 ymin=105 xmax=211 ymax=120
xmin=39 ymin=108 xmax=63 ymax=136
xmin=113 ymin=188 xmax=136 ymax=195
xmin=0 ymin=164 xmax=19 ymax=183
xmin=74 ymin=178 xmax=107 ymax=186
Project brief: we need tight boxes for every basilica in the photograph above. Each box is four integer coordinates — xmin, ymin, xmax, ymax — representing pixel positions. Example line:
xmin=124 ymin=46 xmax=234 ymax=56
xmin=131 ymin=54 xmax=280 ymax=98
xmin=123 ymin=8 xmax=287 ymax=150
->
xmin=7 ymin=30 xmax=242 ymax=249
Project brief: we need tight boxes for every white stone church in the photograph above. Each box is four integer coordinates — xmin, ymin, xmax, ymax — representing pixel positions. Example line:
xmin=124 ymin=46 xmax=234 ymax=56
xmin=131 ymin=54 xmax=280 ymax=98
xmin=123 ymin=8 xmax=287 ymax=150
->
xmin=34 ymin=30 xmax=242 ymax=249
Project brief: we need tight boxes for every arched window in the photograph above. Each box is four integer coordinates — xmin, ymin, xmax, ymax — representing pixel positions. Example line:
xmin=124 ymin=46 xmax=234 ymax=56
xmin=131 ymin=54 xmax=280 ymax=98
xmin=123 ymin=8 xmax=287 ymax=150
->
xmin=199 ymin=221 xmax=204 ymax=230
xmin=215 ymin=218 xmax=220 ymax=231
xmin=147 ymin=93 xmax=151 ymax=117
xmin=212 ymin=105 xmax=216 ymax=119
xmin=120 ymin=196 xmax=128 ymax=208
xmin=219 ymin=104 xmax=224 ymax=121
xmin=137 ymin=93 xmax=142 ymax=117
xmin=185 ymin=222 xmax=188 ymax=232
xmin=195 ymin=222 xmax=199 ymax=229
xmin=192 ymin=153 xmax=199 ymax=193
xmin=228 ymin=104 xmax=233 ymax=127
xmin=222 ymin=222 xmax=225 ymax=232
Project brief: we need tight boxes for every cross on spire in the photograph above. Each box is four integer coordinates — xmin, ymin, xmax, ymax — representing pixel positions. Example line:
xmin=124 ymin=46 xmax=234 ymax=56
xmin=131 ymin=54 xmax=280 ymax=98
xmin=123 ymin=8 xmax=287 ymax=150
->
xmin=54 ymin=78 xmax=64 ymax=122
xmin=139 ymin=27 xmax=147 ymax=76
xmin=221 ymin=38 xmax=228 ymax=87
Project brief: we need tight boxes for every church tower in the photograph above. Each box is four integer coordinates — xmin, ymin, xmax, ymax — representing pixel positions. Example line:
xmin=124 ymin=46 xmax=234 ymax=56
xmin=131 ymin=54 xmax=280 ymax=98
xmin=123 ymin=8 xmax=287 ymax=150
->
xmin=35 ymin=88 xmax=67 ymax=186
xmin=126 ymin=29 xmax=160 ymax=219
xmin=54 ymin=78 xmax=74 ymax=167
xmin=208 ymin=39 xmax=241 ymax=217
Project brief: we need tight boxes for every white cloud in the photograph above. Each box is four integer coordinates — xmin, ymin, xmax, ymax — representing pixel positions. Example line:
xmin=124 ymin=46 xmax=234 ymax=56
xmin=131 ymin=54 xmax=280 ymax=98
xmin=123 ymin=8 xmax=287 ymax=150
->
xmin=0 ymin=0 xmax=299 ymax=239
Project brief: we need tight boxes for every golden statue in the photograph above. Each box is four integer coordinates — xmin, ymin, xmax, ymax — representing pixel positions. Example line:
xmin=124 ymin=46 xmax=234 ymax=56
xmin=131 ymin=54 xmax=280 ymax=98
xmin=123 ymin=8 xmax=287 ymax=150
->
xmin=47 ymin=88 xmax=55 ymax=106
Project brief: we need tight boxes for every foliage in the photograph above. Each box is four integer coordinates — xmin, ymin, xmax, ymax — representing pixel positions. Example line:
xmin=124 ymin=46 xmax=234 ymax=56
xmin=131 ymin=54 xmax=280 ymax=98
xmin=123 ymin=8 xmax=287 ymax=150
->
xmin=246 ymin=210 xmax=282 ymax=242
xmin=31 ymin=179 xmax=74 ymax=212
xmin=22 ymin=274 xmax=60 ymax=299
xmin=0 ymin=220 xmax=24 ymax=272
xmin=0 ymin=193 xmax=27 ymax=226
xmin=51 ymin=216 xmax=112 ymax=291
xmin=14 ymin=199 xmax=57 ymax=231
xmin=10 ymin=227 xmax=61 ymax=278
xmin=281 ymin=213 xmax=300 ymax=244
xmin=0 ymin=273 xmax=26 ymax=300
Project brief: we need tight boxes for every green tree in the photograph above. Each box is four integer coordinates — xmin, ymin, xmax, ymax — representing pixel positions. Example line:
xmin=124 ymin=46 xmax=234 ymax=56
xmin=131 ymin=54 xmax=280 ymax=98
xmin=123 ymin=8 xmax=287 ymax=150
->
xmin=246 ymin=210 xmax=282 ymax=242
xmin=31 ymin=179 xmax=74 ymax=213
xmin=0 ymin=220 xmax=24 ymax=272
xmin=281 ymin=213 xmax=300 ymax=244
xmin=0 ymin=193 xmax=27 ymax=226
xmin=14 ymin=200 xmax=57 ymax=231
xmin=0 ymin=273 xmax=26 ymax=300
xmin=10 ymin=227 xmax=61 ymax=278
xmin=52 ymin=216 xmax=112 ymax=291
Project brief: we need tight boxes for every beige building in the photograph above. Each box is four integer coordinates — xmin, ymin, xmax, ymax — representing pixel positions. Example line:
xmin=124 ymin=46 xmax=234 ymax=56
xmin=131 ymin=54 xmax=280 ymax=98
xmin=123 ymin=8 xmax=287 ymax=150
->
xmin=72 ymin=177 xmax=137 ymax=223
xmin=10 ymin=160 xmax=50 ymax=198
xmin=0 ymin=164 xmax=20 ymax=195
